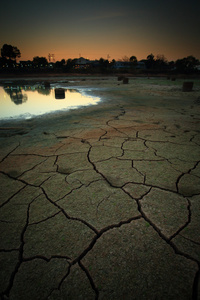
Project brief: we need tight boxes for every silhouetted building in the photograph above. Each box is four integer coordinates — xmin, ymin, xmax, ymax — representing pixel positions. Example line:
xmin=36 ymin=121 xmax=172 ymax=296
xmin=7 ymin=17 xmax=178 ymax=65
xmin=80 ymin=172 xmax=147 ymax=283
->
xmin=74 ymin=57 xmax=90 ymax=69
xmin=20 ymin=60 xmax=33 ymax=68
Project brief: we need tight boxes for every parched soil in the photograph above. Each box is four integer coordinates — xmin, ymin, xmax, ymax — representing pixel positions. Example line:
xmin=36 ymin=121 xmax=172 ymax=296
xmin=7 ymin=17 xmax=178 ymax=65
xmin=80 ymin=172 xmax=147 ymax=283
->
xmin=0 ymin=76 xmax=200 ymax=299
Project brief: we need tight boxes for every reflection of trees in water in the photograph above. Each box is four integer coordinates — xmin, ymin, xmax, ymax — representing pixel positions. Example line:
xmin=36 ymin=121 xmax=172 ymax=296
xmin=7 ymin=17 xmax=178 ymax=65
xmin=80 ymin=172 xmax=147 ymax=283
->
xmin=3 ymin=87 xmax=28 ymax=105
xmin=37 ymin=87 xmax=51 ymax=95
xmin=24 ymin=84 xmax=51 ymax=95
xmin=11 ymin=92 xmax=28 ymax=105
xmin=3 ymin=84 xmax=51 ymax=104
xmin=3 ymin=84 xmax=80 ymax=105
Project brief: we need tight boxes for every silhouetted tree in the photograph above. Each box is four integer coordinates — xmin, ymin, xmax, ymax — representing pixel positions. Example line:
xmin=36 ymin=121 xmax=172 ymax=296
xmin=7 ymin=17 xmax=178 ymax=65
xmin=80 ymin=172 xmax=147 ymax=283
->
xmin=99 ymin=58 xmax=109 ymax=67
xmin=175 ymin=56 xmax=199 ymax=73
xmin=146 ymin=53 xmax=155 ymax=69
xmin=55 ymin=59 xmax=66 ymax=68
xmin=130 ymin=56 xmax=138 ymax=69
xmin=156 ymin=54 xmax=167 ymax=63
xmin=110 ymin=59 xmax=116 ymax=68
xmin=120 ymin=56 xmax=129 ymax=62
xmin=147 ymin=53 xmax=154 ymax=61
xmin=155 ymin=54 xmax=168 ymax=71
xmin=130 ymin=56 xmax=137 ymax=63
xmin=1 ymin=44 xmax=21 ymax=61
xmin=98 ymin=58 xmax=109 ymax=73
xmin=0 ymin=57 xmax=7 ymax=67
xmin=66 ymin=59 xmax=73 ymax=69
xmin=63 ymin=59 xmax=75 ymax=72
xmin=33 ymin=56 xmax=48 ymax=66
xmin=168 ymin=60 xmax=176 ymax=71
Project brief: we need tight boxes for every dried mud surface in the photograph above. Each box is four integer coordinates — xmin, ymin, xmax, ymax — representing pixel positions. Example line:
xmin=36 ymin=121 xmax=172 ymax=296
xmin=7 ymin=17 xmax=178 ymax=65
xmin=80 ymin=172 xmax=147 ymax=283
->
xmin=0 ymin=77 xmax=200 ymax=299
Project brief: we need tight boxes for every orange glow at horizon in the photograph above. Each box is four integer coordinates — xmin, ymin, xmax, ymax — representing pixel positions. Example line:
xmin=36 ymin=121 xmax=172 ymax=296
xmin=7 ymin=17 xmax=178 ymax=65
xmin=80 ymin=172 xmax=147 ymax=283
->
xmin=20 ymin=42 xmax=200 ymax=63
xmin=1 ymin=0 xmax=199 ymax=65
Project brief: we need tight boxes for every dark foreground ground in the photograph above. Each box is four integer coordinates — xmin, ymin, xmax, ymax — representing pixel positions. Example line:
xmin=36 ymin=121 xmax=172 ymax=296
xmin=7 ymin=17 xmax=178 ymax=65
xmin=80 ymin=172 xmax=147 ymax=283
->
xmin=0 ymin=77 xmax=200 ymax=299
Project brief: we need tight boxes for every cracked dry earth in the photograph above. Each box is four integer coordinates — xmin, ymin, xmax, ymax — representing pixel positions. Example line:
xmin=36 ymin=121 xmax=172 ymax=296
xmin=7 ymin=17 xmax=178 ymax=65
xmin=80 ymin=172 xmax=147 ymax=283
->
xmin=0 ymin=78 xmax=200 ymax=299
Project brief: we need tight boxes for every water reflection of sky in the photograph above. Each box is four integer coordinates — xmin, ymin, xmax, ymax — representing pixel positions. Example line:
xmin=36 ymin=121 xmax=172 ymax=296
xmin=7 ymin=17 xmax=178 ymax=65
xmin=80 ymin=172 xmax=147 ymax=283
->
xmin=0 ymin=84 xmax=100 ymax=120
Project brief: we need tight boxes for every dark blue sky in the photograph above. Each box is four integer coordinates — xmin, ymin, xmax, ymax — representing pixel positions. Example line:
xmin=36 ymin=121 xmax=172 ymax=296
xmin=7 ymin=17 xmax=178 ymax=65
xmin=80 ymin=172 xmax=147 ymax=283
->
xmin=1 ymin=0 xmax=199 ymax=61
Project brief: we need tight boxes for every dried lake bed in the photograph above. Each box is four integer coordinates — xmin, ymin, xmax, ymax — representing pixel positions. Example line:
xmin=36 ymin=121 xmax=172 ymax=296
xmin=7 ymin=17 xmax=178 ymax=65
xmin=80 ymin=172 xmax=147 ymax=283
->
xmin=0 ymin=76 xmax=200 ymax=299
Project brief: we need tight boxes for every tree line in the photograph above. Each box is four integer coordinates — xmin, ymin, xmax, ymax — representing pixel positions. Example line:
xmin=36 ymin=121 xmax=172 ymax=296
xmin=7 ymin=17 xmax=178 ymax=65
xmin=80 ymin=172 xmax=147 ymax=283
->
xmin=0 ymin=44 xmax=199 ymax=74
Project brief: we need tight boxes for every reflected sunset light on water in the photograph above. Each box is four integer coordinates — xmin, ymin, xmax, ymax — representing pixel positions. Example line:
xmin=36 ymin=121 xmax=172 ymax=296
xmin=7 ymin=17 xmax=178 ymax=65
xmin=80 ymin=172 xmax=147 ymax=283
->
xmin=0 ymin=85 xmax=100 ymax=120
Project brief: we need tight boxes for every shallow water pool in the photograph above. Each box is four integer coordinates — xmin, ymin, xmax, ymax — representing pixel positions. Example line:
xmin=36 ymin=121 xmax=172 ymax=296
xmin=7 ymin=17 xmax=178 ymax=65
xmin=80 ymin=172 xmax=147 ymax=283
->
xmin=0 ymin=83 xmax=100 ymax=120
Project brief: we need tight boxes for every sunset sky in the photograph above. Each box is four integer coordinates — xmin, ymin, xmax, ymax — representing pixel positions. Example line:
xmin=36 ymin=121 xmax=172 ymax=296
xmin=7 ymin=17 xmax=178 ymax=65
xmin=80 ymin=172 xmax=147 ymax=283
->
xmin=1 ymin=0 xmax=200 ymax=62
